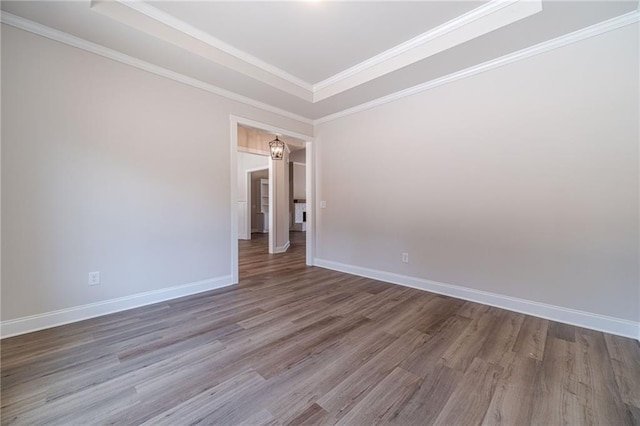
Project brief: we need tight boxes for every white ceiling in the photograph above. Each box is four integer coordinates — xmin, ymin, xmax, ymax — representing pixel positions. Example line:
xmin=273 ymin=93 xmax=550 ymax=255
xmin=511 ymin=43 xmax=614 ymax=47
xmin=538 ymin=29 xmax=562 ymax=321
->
xmin=1 ymin=1 xmax=638 ymax=123
xmin=148 ymin=1 xmax=483 ymax=84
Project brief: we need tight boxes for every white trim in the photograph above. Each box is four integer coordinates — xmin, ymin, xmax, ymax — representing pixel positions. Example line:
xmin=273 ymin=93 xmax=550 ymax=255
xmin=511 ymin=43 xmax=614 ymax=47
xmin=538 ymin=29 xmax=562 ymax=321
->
xmin=314 ymin=10 xmax=640 ymax=125
xmin=314 ymin=259 xmax=640 ymax=340
xmin=117 ymin=0 xmax=313 ymax=93
xmin=244 ymin=165 xmax=269 ymax=173
xmin=90 ymin=0 xmax=311 ymax=101
xmin=244 ymin=165 xmax=269 ymax=241
xmin=274 ymin=241 xmax=291 ymax=254
xmin=312 ymin=0 xmax=541 ymax=101
xmin=238 ymin=146 xmax=269 ymax=156
xmin=305 ymin=141 xmax=315 ymax=266
xmin=2 ymin=9 xmax=637 ymax=133
xmin=314 ymin=0 xmax=514 ymax=91
xmin=230 ymin=122 xmax=239 ymax=284
xmin=237 ymin=200 xmax=249 ymax=240
xmin=0 ymin=12 xmax=313 ymax=126
xmin=268 ymin=156 xmax=275 ymax=254
xmin=0 ymin=276 xmax=234 ymax=339
xmin=232 ymin=116 xmax=314 ymax=143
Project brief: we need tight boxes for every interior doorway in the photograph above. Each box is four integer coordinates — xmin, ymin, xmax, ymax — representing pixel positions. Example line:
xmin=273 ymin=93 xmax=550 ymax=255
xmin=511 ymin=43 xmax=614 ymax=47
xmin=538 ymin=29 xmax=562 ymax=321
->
xmin=248 ymin=169 xmax=269 ymax=236
xmin=230 ymin=116 xmax=315 ymax=285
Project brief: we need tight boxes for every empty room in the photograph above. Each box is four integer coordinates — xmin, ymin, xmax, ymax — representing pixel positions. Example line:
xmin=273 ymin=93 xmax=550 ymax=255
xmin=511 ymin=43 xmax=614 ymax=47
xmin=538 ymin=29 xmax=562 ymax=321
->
xmin=1 ymin=1 xmax=639 ymax=425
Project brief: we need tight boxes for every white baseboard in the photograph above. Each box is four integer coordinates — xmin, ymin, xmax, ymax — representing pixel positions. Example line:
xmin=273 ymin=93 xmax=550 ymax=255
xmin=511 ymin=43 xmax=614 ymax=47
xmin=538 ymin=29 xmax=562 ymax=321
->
xmin=0 ymin=275 xmax=234 ymax=339
xmin=314 ymin=258 xmax=639 ymax=340
xmin=274 ymin=241 xmax=290 ymax=254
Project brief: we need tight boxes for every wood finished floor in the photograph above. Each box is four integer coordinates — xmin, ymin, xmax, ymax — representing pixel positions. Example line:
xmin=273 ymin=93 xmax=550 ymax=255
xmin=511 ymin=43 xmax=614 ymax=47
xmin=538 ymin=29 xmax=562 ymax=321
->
xmin=2 ymin=231 xmax=639 ymax=425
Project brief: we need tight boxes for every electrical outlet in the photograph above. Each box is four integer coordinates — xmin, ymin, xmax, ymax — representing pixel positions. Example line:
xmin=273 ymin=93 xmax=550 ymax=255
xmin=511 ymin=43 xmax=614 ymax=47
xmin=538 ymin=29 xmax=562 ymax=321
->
xmin=320 ymin=201 xmax=327 ymax=209
xmin=402 ymin=253 xmax=409 ymax=263
xmin=88 ymin=271 xmax=100 ymax=285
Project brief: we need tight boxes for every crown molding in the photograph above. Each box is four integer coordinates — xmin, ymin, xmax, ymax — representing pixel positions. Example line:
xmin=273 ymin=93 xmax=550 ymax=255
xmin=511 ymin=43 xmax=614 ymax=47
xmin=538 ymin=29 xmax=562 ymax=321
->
xmin=89 ymin=0 xmax=312 ymax=102
xmin=116 ymin=0 xmax=314 ymax=93
xmin=312 ymin=0 xmax=542 ymax=102
xmin=313 ymin=0 xmax=515 ymax=92
xmin=314 ymin=10 xmax=640 ymax=125
xmin=0 ymin=12 xmax=314 ymax=125
xmin=95 ymin=0 xmax=542 ymax=104
xmin=2 ymin=9 xmax=637 ymax=128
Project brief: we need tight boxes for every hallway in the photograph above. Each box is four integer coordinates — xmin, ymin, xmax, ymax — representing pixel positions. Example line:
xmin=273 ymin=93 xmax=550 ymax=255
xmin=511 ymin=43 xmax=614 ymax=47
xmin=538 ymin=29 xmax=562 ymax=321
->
xmin=239 ymin=231 xmax=307 ymax=280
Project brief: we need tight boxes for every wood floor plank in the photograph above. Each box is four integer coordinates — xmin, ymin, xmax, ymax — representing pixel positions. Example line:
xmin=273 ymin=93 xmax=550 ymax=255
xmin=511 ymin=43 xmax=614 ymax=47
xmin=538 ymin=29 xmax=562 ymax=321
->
xmin=432 ymin=357 xmax=503 ymax=426
xmin=286 ymin=403 xmax=330 ymax=426
xmin=547 ymin=320 xmax=576 ymax=342
xmin=399 ymin=314 xmax=471 ymax=378
xmin=457 ymin=300 xmax=491 ymax=319
xmin=317 ymin=328 xmax=428 ymax=420
xmin=261 ymin=324 xmax=396 ymax=424
xmin=605 ymin=333 xmax=640 ymax=409
xmin=237 ymin=409 xmax=280 ymax=426
xmin=477 ymin=310 xmax=525 ymax=366
xmin=375 ymin=293 xmax=439 ymax=337
xmin=140 ymin=369 xmax=266 ymax=425
xmin=356 ymin=287 xmax=413 ymax=319
xmin=627 ymin=403 xmax=640 ymax=425
xmin=237 ymin=297 xmax=330 ymax=329
xmin=2 ymin=351 xmax=121 ymax=405
xmin=388 ymin=365 xmax=462 ymax=425
xmin=334 ymin=367 xmax=421 ymax=426
xmin=531 ymin=337 xmax=581 ymax=426
xmin=512 ymin=315 xmax=548 ymax=361
xmin=0 ymin=392 xmax=46 ymax=425
xmin=2 ymin=231 xmax=637 ymax=425
xmin=37 ymin=387 xmax=140 ymax=426
xmin=414 ymin=297 xmax=465 ymax=335
xmin=482 ymin=354 xmax=540 ymax=425
xmin=574 ymin=331 xmax=634 ymax=425
xmin=21 ymin=340 xmax=225 ymax=424
xmin=440 ymin=311 xmax=500 ymax=372
xmin=254 ymin=315 xmax=373 ymax=379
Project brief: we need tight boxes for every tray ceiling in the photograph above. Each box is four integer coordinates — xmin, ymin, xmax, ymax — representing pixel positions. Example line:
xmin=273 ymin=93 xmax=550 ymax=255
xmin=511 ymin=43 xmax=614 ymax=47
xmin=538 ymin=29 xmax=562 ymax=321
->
xmin=1 ymin=1 xmax=638 ymax=123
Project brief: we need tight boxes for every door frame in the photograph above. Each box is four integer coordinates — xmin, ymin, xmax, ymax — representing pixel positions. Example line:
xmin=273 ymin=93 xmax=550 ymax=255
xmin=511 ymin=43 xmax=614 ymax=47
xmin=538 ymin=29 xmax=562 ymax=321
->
xmin=242 ymin=165 xmax=269 ymax=240
xmin=230 ymin=115 xmax=315 ymax=284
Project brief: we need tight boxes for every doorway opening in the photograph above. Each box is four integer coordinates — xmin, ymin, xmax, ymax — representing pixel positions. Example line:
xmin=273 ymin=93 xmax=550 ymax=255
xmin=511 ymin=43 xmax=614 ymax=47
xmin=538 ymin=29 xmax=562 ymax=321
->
xmin=230 ymin=116 xmax=314 ymax=284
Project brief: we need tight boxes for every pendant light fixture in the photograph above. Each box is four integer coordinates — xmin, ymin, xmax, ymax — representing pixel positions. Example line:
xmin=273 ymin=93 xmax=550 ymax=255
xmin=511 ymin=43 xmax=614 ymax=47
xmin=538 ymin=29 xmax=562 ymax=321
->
xmin=269 ymin=135 xmax=285 ymax=160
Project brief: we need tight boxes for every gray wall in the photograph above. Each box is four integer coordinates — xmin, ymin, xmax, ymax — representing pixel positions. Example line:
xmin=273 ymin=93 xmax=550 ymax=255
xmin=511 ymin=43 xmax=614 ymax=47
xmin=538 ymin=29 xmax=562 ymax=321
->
xmin=1 ymin=24 xmax=311 ymax=321
xmin=315 ymin=24 xmax=639 ymax=322
xmin=2 ymin=19 xmax=638 ymax=331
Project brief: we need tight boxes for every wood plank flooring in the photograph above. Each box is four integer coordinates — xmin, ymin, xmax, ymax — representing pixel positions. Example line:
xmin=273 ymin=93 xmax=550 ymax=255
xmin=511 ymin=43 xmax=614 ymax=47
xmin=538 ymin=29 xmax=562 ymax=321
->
xmin=2 ymin=231 xmax=639 ymax=425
